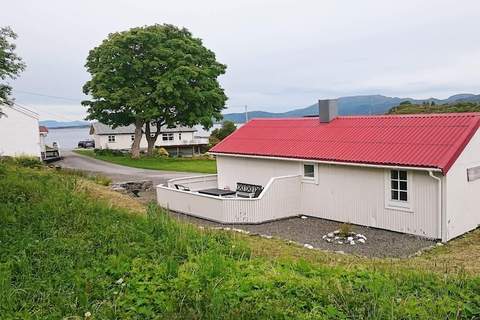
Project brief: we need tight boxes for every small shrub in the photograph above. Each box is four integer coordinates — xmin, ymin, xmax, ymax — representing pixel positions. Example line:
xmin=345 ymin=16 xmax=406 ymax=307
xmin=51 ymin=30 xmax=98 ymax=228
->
xmin=14 ymin=155 xmax=43 ymax=168
xmin=339 ymin=222 xmax=353 ymax=237
xmin=155 ymin=147 xmax=169 ymax=157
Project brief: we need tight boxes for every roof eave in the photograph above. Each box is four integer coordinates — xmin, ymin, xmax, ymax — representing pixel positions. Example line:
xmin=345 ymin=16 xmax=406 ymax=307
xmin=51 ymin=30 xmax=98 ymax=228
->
xmin=208 ymin=151 xmax=443 ymax=173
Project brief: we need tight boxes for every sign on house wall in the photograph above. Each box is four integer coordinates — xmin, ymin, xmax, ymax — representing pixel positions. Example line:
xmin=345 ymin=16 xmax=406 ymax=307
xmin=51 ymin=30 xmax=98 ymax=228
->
xmin=467 ymin=166 xmax=480 ymax=182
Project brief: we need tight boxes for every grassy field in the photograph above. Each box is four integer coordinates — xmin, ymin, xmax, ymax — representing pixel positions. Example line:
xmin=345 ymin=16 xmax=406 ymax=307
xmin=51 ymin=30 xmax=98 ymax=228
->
xmin=1 ymin=162 xmax=480 ymax=318
xmin=74 ymin=149 xmax=217 ymax=174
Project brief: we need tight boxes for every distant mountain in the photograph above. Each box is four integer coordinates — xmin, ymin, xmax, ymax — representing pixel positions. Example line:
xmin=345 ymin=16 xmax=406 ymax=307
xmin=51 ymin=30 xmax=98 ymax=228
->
xmin=40 ymin=120 xmax=90 ymax=128
xmin=223 ymin=94 xmax=480 ymax=123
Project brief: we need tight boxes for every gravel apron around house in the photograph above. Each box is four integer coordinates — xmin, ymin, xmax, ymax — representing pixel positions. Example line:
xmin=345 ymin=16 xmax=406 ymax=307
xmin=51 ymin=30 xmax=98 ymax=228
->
xmin=167 ymin=211 xmax=436 ymax=258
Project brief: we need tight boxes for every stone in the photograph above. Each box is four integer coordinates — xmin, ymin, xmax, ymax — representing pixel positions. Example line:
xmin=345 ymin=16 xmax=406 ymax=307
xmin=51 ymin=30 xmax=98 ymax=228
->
xmin=337 ymin=241 xmax=343 ymax=244
xmin=261 ymin=234 xmax=272 ymax=239
xmin=358 ymin=238 xmax=365 ymax=244
xmin=335 ymin=250 xmax=345 ymax=254
xmin=326 ymin=238 xmax=332 ymax=243
xmin=350 ymin=240 xmax=355 ymax=245
xmin=301 ymin=215 xmax=308 ymax=219
xmin=334 ymin=236 xmax=340 ymax=240
xmin=333 ymin=230 xmax=340 ymax=235
xmin=304 ymin=244 xmax=314 ymax=249
xmin=436 ymin=242 xmax=444 ymax=247
xmin=347 ymin=236 xmax=353 ymax=241
xmin=111 ymin=180 xmax=153 ymax=195
xmin=322 ymin=235 xmax=327 ymax=239
xmin=327 ymin=232 xmax=334 ymax=238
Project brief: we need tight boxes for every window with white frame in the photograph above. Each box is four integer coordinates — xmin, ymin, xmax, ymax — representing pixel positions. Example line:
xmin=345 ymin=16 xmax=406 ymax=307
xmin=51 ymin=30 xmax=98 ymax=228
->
xmin=386 ymin=169 xmax=412 ymax=210
xmin=108 ymin=135 xmax=116 ymax=143
xmin=302 ymin=163 xmax=317 ymax=183
xmin=162 ymin=133 xmax=174 ymax=141
xmin=178 ymin=133 xmax=182 ymax=141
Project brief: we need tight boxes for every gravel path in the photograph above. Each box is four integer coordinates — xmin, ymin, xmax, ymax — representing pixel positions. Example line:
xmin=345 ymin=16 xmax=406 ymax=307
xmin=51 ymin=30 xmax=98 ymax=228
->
xmin=168 ymin=212 xmax=435 ymax=258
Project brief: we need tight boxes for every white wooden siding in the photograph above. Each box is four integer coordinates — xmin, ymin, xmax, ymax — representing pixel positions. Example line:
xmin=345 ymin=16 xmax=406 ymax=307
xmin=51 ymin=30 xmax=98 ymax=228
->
xmin=445 ymin=129 xmax=480 ymax=240
xmin=0 ymin=105 xmax=41 ymax=158
xmin=216 ymin=155 xmax=439 ymax=238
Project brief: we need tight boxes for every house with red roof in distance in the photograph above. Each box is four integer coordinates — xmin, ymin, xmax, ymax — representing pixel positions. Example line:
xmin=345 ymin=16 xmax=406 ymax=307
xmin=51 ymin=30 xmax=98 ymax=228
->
xmin=157 ymin=100 xmax=480 ymax=242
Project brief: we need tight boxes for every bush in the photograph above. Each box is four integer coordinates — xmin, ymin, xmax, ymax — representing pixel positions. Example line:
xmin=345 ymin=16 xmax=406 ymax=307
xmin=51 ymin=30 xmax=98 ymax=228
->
xmin=154 ymin=147 xmax=169 ymax=157
xmin=94 ymin=148 xmax=124 ymax=156
xmin=13 ymin=155 xmax=43 ymax=168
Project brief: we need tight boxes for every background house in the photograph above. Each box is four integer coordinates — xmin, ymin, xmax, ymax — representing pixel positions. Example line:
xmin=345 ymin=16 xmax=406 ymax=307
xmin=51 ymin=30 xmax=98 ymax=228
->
xmin=0 ymin=104 xmax=41 ymax=158
xmin=158 ymin=100 xmax=480 ymax=242
xmin=90 ymin=122 xmax=208 ymax=156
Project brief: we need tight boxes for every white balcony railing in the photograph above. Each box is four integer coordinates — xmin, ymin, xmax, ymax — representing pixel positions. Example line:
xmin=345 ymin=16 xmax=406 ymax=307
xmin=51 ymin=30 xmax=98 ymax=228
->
xmin=157 ymin=174 xmax=302 ymax=224
xmin=156 ymin=138 xmax=208 ymax=147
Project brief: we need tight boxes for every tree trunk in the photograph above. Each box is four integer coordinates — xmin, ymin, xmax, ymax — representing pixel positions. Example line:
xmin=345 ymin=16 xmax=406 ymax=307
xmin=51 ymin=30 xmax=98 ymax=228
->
xmin=131 ymin=119 xmax=144 ymax=159
xmin=145 ymin=121 xmax=160 ymax=156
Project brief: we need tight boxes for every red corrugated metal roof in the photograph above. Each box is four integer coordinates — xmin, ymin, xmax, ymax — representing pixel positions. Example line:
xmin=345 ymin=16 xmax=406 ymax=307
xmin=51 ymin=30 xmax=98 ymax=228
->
xmin=210 ymin=113 xmax=480 ymax=173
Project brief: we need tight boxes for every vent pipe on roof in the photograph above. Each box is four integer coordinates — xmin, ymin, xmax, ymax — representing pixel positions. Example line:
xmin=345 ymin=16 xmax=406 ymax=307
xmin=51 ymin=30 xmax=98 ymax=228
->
xmin=318 ymin=99 xmax=338 ymax=123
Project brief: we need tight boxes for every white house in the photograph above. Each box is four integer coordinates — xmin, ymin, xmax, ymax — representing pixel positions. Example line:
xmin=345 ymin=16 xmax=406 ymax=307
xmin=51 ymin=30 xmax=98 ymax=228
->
xmin=157 ymin=99 xmax=480 ymax=242
xmin=0 ymin=104 xmax=41 ymax=158
xmin=90 ymin=122 xmax=209 ymax=156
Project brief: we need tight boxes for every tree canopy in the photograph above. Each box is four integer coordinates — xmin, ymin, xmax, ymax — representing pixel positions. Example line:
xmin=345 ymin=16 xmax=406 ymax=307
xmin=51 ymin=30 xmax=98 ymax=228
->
xmin=209 ymin=120 xmax=236 ymax=147
xmin=0 ymin=26 xmax=26 ymax=114
xmin=82 ymin=24 xmax=227 ymax=157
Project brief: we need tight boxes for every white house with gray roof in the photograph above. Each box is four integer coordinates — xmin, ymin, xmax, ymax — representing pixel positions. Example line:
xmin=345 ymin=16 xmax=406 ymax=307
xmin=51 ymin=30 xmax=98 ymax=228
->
xmin=89 ymin=122 xmax=208 ymax=156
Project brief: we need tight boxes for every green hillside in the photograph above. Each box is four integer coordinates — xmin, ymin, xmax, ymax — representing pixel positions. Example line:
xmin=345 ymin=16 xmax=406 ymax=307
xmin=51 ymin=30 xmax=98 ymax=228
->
xmin=387 ymin=101 xmax=480 ymax=115
xmin=1 ymin=161 xmax=480 ymax=318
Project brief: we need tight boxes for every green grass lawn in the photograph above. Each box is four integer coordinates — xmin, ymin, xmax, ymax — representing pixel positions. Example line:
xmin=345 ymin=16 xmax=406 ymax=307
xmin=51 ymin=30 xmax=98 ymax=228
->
xmin=74 ymin=149 xmax=217 ymax=174
xmin=1 ymin=161 xmax=480 ymax=318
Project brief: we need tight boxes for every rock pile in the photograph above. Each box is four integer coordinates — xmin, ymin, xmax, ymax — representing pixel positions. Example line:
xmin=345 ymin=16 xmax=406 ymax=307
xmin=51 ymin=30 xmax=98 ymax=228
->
xmin=322 ymin=230 xmax=367 ymax=245
xmin=111 ymin=180 xmax=153 ymax=196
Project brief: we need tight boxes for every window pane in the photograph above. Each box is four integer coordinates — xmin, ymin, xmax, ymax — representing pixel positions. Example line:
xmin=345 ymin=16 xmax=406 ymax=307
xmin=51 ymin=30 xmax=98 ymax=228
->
xmin=391 ymin=190 xmax=398 ymax=200
xmin=303 ymin=164 xmax=315 ymax=178
xmin=391 ymin=180 xmax=398 ymax=190
xmin=391 ymin=170 xmax=398 ymax=179
xmin=399 ymin=170 xmax=407 ymax=180
xmin=399 ymin=181 xmax=407 ymax=190
xmin=399 ymin=191 xmax=408 ymax=201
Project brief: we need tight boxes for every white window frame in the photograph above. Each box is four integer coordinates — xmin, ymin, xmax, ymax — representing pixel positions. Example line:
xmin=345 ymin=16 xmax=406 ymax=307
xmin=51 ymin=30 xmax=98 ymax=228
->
xmin=178 ymin=133 xmax=182 ymax=141
xmin=301 ymin=162 xmax=318 ymax=184
xmin=162 ymin=133 xmax=174 ymax=141
xmin=108 ymin=135 xmax=116 ymax=143
xmin=384 ymin=169 xmax=413 ymax=212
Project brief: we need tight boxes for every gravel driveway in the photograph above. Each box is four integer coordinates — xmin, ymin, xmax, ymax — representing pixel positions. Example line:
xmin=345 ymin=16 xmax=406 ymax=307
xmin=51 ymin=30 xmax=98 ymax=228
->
xmin=169 ymin=212 xmax=436 ymax=258
xmin=56 ymin=151 xmax=197 ymax=186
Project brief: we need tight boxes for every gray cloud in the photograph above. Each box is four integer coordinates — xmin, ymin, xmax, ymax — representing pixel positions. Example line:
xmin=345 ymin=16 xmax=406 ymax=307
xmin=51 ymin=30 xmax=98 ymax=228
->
xmin=2 ymin=0 xmax=480 ymax=120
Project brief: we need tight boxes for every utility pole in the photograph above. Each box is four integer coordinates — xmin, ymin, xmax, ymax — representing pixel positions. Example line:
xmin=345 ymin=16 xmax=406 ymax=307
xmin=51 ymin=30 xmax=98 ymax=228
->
xmin=245 ymin=105 xmax=248 ymax=123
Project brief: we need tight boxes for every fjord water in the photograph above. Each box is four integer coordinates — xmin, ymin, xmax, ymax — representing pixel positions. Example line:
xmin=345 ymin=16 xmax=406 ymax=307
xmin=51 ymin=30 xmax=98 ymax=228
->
xmin=45 ymin=127 xmax=90 ymax=150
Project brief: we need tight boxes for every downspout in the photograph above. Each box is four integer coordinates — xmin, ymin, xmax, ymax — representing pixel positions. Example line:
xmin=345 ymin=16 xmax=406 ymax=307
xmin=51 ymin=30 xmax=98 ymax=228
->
xmin=428 ymin=170 xmax=444 ymax=242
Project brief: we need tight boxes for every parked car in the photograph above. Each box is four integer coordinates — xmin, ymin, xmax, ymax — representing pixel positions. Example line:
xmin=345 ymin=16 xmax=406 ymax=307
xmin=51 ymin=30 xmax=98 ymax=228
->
xmin=77 ymin=140 xmax=95 ymax=148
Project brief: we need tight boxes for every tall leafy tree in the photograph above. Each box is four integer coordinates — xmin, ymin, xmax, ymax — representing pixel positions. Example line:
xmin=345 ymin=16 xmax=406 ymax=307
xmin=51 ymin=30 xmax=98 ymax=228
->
xmin=82 ymin=24 xmax=227 ymax=157
xmin=209 ymin=120 xmax=236 ymax=147
xmin=0 ymin=26 xmax=26 ymax=116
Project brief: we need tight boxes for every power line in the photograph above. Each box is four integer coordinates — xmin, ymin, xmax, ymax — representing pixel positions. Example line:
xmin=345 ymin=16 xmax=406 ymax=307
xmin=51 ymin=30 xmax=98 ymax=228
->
xmin=14 ymin=89 xmax=84 ymax=102
xmin=13 ymin=102 xmax=81 ymax=122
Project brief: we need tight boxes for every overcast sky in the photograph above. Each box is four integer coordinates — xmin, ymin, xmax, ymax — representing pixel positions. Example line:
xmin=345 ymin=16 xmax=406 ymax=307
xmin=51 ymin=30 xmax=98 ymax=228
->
xmin=2 ymin=0 xmax=480 ymax=121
